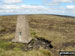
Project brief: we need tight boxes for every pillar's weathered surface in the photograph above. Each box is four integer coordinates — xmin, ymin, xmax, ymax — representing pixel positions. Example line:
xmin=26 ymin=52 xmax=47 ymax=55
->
xmin=12 ymin=15 xmax=32 ymax=43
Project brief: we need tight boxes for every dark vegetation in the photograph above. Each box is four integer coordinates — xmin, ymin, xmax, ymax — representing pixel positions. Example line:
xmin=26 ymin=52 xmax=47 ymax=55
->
xmin=24 ymin=36 xmax=53 ymax=51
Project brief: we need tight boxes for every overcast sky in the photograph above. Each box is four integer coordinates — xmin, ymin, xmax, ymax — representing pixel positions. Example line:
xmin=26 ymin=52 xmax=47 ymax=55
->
xmin=0 ymin=0 xmax=75 ymax=16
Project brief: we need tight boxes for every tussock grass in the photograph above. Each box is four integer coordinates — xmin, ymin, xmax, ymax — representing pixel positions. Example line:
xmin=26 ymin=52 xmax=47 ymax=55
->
xmin=0 ymin=15 xmax=75 ymax=56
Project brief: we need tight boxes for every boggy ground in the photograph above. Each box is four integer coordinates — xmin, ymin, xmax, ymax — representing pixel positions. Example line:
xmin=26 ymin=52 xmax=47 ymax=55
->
xmin=1 ymin=36 xmax=53 ymax=51
xmin=0 ymin=14 xmax=75 ymax=56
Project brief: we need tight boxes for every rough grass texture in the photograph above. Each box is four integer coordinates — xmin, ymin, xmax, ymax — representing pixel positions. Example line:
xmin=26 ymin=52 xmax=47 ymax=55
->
xmin=0 ymin=15 xmax=75 ymax=56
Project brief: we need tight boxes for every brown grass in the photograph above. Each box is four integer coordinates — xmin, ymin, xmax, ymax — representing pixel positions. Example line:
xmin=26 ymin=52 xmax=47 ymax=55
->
xmin=0 ymin=14 xmax=75 ymax=56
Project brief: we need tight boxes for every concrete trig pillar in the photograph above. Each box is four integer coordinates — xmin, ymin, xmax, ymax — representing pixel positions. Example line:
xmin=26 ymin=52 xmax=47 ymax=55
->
xmin=12 ymin=15 xmax=32 ymax=43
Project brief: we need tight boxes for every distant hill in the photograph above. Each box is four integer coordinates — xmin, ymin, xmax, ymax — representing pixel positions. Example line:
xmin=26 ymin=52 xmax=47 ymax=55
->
xmin=0 ymin=14 xmax=75 ymax=18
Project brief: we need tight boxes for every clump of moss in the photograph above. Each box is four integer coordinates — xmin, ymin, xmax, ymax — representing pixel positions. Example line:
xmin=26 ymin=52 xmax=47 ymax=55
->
xmin=31 ymin=30 xmax=36 ymax=36
xmin=39 ymin=47 xmax=52 ymax=56
xmin=0 ymin=40 xmax=12 ymax=50
xmin=0 ymin=40 xmax=25 ymax=51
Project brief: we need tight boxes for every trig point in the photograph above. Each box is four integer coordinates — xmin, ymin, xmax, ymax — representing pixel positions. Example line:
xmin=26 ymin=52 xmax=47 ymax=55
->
xmin=12 ymin=15 xmax=32 ymax=43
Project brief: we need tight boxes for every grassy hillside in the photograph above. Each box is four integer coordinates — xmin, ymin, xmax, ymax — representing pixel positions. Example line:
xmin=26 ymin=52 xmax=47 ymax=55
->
xmin=0 ymin=14 xmax=75 ymax=56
